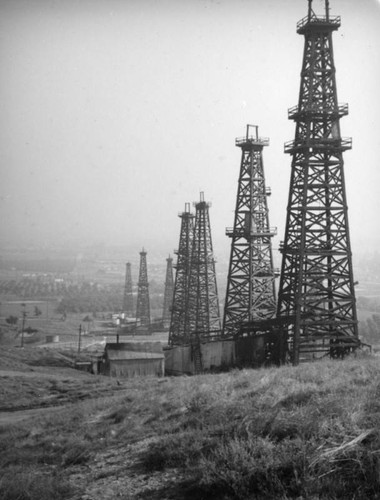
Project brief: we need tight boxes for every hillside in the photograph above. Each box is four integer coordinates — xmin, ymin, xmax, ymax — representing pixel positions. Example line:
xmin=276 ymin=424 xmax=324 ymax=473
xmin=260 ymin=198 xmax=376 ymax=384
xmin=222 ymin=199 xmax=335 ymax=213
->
xmin=1 ymin=348 xmax=380 ymax=499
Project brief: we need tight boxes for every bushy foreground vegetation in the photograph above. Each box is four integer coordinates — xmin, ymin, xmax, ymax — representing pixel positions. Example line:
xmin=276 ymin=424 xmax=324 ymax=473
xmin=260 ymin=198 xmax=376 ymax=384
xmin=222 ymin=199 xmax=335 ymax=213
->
xmin=1 ymin=354 xmax=380 ymax=499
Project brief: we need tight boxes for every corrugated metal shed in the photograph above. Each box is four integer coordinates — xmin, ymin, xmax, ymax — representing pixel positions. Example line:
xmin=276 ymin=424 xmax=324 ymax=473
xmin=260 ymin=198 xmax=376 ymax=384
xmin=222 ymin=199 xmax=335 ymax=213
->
xmin=102 ymin=342 xmax=165 ymax=378
xmin=165 ymin=340 xmax=235 ymax=375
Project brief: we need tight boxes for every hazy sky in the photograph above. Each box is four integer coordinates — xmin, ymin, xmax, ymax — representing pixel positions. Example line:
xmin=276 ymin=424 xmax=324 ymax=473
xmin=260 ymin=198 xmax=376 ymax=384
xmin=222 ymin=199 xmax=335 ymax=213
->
xmin=1 ymin=0 xmax=379 ymax=263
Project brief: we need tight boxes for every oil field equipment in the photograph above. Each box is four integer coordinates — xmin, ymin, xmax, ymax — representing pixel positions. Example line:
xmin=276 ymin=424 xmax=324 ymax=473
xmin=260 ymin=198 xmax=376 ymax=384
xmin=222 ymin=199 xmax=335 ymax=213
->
xmin=223 ymin=125 xmax=277 ymax=338
xmin=162 ymin=255 xmax=174 ymax=328
xmin=168 ymin=203 xmax=194 ymax=346
xmin=185 ymin=193 xmax=221 ymax=338
xmin=123 ymin=262 xmax=134 ymax=317
xmin=277 ymin=0 xmax=359 ymax=364
xmin=185 ymin=192 xmax=221 ymax=372
xmin=136 ymin=248 xmax=151 ymax=330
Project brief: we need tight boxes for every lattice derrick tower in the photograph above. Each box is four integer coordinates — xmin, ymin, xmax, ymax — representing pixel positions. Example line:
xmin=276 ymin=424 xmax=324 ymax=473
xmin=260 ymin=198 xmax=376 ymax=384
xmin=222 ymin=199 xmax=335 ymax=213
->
xmin=277 ymin=0 xmax=358 ymax=365
xmin=136 ymin=248 xmax=151 ymax=326
xmin=162 ymin=255 xmax=174 ymax=324
xmin=168 ymin=203 xmax=194 ymax=346
xmin=223 ymin=125 xmax=277 ymax=338
xmin=185 ymin=192 xmax=221 ymax=341
xmin=123 ymin=262 xmax=134 ymax=317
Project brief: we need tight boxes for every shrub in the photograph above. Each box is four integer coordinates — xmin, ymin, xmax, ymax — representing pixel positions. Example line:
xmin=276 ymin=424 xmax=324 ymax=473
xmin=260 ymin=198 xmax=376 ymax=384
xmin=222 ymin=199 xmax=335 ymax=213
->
xmin=61 ymin=440 xmax=91 ymax=467
xmin=107 ymin=406 xmax=131 ymax=424
xmin=0 ymin=469 xmax=76 ymax=500
xmin=5 ymin=315 xmax=18 ymax=325
xmin=310 ymin=429 xmax=380 ymax=499
xmin=142 ymin=431 xmax=217 ymax=471
xmin=197 ymin=436 xmax=307 ymax=499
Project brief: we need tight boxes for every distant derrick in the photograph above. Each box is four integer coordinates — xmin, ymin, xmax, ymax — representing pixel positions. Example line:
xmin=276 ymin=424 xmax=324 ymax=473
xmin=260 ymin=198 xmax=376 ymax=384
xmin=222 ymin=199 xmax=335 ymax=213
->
xmin=277 ymin=0 xmax=359 ymax=364
xmin=162 ymin=255 xmax=174 ymax=327
xmin=123 ymin=262 xmax=134 ymax=317
xmin=136 ymin=248 xmax=150 ymax=328
xmin=185 ymin=192 xmax=221 ymax=341
xmin=223 ymin=125 xmax=277 ymax=338
xmin=168 ymin=203 xmax=194 ymax=346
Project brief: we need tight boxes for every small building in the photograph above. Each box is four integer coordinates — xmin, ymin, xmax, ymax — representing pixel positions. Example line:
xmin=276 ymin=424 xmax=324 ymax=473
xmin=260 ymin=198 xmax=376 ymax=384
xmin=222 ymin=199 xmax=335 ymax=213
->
xmin=45 ymin=334 xmax=60 ymax=343
xmin=165 ymin=339 xmax=235 ymax=375
xmin=102 ymin=342 xmax=164 ymax=378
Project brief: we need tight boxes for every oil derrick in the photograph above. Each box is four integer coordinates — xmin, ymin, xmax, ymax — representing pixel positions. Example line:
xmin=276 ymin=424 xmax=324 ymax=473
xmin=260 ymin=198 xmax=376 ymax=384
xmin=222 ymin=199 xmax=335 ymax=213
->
xmin=223 ymin=125 xmax=277 ymax=338
xmin=168 ymin=203 xmax=194 ymax=346
xmin=162 ymin=255 xmax=174 ymax=327
xmin=185 ymin=193 xmax=221 ymax=371
xmin=123 ymin=262 xmax=134 ymax=317
xmin=277 ymin=0 xmax=358 ymax=365
xmin=136 ymin=248 xmax=151 ymax=330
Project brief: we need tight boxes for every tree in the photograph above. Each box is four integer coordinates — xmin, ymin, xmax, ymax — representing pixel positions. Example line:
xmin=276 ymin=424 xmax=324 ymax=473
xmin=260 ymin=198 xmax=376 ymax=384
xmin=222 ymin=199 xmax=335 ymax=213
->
xmin=34 ymin=306 xmax=42 ymax=316
xmin=6 ymin=315 xmax=18 ymax=325
xmin=24 ymin=326 xmax=38 ymax=334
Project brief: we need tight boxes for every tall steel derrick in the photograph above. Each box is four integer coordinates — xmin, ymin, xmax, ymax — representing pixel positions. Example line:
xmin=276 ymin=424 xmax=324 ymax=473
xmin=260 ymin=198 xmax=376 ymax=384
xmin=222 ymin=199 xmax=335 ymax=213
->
xmin=168 ymin=203 xmax=194 ymax=346
xmin=223 ymin=125 xmax=277 ymax=338
xmin=186 ymin=192 xmax=221 ymax=340
xmin=123 ymin=262 xmax=134 ymax=317
xmin=136 ymin=248 xmax=151 ymax=328
xmin=277 ymin=0 xmax=358 ymax=365
xmin=162 ymin=255 xmax=174 ymax=326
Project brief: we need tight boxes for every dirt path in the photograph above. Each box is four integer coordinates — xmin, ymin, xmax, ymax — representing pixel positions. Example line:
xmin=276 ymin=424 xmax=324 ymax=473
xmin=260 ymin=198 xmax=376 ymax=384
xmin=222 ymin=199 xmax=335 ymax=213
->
xmin=0 ymin=405 xmax=65 ymax=425
xmin=69 ymin=439 xmax=186 ymax=500
xmin=0 ymin=368 xmax=83 ymax=379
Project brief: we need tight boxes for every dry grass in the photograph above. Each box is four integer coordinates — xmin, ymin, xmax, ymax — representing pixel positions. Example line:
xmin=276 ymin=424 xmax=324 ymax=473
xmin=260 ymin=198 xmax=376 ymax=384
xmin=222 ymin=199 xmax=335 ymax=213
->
xmin=1 ymin=351 xmax=380 ymax=499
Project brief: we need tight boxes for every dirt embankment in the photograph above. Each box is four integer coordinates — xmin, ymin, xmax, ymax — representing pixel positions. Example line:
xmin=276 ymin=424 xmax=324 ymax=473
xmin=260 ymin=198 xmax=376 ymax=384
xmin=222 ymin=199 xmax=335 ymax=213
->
xmin=0 ymin=345 xmax=123 ymax=415
xmin=0 ymin=345 xmax=186 ymax=499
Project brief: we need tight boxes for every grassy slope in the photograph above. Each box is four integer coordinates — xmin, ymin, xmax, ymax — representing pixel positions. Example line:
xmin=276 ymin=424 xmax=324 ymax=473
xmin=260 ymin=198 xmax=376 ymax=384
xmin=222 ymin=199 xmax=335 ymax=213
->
xmin=0 ymin=346 xmax=125 ymax=412
xmin=1 ymin=351 xmax=380 ymax=499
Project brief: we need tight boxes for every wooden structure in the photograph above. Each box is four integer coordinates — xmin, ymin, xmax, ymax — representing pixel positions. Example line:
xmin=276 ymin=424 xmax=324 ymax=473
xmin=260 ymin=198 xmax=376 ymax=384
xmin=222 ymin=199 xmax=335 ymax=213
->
xmin=277 ymin=0 xmax=359 ymax=364
xmin=102 ymin=342 xmax=164 ymax=378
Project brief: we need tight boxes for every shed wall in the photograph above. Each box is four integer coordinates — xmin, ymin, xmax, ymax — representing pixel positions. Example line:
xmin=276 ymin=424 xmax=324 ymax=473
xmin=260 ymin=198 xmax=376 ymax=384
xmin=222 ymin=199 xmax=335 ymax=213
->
xmin=235 ymin=336 xmax=266 ymax=367
xmin=165 ymin=340 xmax=236 ymax=375
xmin=164 ymin=345 xmax=192 ymax=374
xmin=108 ymin=358 xmax=164 ymax=378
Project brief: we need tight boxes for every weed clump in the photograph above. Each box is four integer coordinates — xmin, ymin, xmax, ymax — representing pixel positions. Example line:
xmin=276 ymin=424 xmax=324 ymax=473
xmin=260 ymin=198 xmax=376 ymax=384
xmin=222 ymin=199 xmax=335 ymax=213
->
xmin=197 ymin=436 xmax=307 ymax=499
xmin=142 ymin=431 xmax=218 ymax=471
xmin=61 ymin=439 xmax=92 ymax=467
xmin=107 ymin=406 xmax=130 ymax=424
xmin=310 ymin=428 xmax=380 ymax=499
xmin=0 ymin=469 xmax=76 ymax=500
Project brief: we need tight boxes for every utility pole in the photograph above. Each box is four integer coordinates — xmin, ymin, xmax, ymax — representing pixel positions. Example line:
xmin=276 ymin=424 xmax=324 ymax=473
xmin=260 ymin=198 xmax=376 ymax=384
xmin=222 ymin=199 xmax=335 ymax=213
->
xmin=20 ymin=303 xmax=27 ymax=348
xmin=78 ymin=324 xmax=82 ymax=354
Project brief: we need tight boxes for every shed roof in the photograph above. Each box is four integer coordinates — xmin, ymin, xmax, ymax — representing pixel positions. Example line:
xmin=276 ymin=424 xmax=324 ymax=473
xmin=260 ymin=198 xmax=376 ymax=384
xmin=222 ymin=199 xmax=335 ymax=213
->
xmin=106 ymin=342 xmax=163 ymax=354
